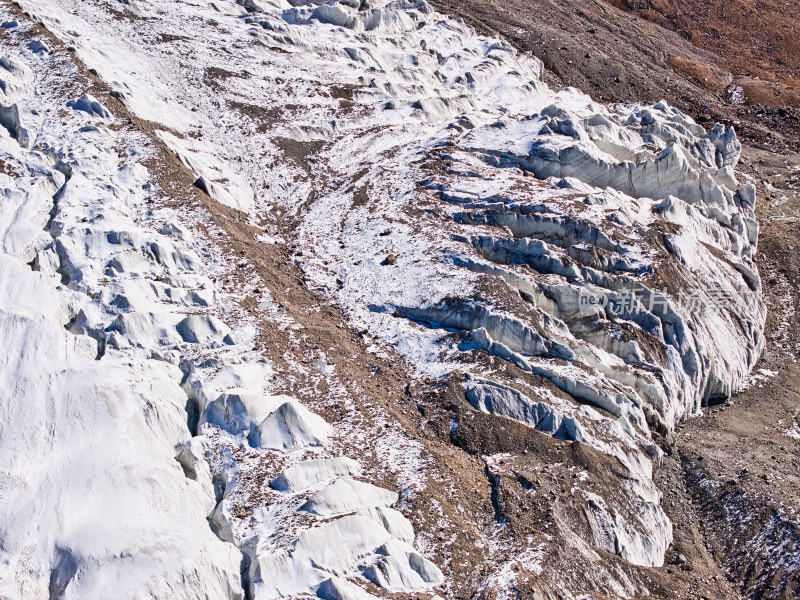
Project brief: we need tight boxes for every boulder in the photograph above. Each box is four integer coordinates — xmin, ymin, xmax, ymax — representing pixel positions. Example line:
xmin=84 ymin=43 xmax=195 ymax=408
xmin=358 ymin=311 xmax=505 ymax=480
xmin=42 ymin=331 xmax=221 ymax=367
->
xmin=317 ymin=577 xmax=380 ymax=600
xmin=300 ymin=478 xmax=397 ymax=516
xmin=176 ymin=314 xmax=231 ymax=344
xmin=256 ymin=399 xmax=331 ymax=450
xmin=67 ymin=93 xmax=111 ymax=118
xmin=271 ymin=457 xmax=362 ymax=492
xmin=202 ymin=390 xmax=286 ymax=436
xmin=28 ymin=39 xmax=51 ymax=54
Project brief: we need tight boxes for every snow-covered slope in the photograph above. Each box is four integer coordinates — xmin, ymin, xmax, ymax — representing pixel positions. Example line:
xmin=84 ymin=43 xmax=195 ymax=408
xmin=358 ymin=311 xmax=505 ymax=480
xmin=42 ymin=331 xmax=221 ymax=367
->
xmin=0 ymin=13 xmax=440 ymax=600
xmin=0 ymin=0 xmax=765 ymax=597
xmin=0 ymin=36 xmax=244 ymax=598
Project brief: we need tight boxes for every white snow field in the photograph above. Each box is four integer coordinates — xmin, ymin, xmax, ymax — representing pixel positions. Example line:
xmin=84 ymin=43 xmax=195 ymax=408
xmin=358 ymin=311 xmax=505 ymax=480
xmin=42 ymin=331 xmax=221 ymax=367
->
xmin=0 ymin=0 xmax=765 ymax=597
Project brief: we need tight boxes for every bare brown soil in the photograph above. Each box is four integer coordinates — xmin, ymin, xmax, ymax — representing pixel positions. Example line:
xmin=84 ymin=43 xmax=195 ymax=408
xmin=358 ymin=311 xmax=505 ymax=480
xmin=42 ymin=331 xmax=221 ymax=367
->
xmin=675 ymin=146 xmax=800 ymax=600
xmin=605 ymin=0 xmax=800 ymax=108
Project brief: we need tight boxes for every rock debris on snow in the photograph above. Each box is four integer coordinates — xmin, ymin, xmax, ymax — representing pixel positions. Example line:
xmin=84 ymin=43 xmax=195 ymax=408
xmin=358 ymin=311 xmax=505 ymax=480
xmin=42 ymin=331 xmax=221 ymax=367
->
xmin=0 ymin=0 xmax=771 ymax=597
xmin=0 ymin=15 xmax=440 ymax=599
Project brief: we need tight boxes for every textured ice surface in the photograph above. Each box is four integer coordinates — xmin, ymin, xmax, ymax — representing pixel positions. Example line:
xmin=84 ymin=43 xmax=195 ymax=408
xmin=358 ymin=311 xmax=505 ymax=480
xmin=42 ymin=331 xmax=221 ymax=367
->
xmin=0 ymin=0 xmax=768 ymax=596
xmin=0 ymin=10 xmax=440 ymax=599
xmin=0 ymin=37 xmax=244 ymax=600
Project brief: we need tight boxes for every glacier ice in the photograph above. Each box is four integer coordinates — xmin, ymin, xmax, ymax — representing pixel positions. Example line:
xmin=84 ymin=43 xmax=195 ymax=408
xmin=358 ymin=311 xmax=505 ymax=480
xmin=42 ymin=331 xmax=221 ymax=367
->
xmin=0 ymin=0 xmax=770 ymax=596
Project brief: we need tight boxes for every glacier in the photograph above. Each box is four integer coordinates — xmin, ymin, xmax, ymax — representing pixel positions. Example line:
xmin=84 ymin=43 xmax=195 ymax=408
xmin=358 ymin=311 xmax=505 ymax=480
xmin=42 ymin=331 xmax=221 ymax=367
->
xmin=0 ymin=0 xmax=766 ymax=597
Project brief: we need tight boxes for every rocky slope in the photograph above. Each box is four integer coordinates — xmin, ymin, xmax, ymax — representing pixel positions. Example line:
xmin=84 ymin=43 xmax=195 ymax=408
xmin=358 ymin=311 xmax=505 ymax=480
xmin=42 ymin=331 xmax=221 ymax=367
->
xmin=0 ymin=0 xmax=777 ymax=598
xmin=421 ymin=0 xmax=800 ymax=597
xmin=604 ymin=0 xmax=800 ymax=108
